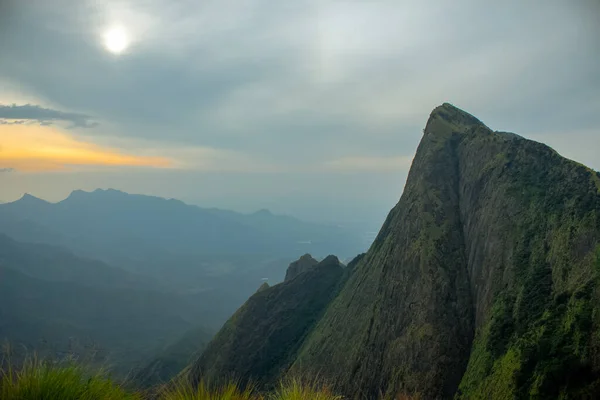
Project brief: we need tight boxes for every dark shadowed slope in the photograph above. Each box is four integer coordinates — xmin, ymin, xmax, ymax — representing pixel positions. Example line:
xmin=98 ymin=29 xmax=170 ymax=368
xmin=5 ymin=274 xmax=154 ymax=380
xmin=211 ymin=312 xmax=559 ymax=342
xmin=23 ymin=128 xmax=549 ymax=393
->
xmin=188 ymin=255 xmax=346 ymax=389
xmin=292 ymin=103 xmax=600 ymax=399
xmin=0 ymin=234 xmax=158 ymax=290
xmin=0 ymin=236 xmax=225 ymax=376
xmin=133 ymin=325 xmax=214 ymax=387
xmin=0 ymin=265 xmax=195 ymax=376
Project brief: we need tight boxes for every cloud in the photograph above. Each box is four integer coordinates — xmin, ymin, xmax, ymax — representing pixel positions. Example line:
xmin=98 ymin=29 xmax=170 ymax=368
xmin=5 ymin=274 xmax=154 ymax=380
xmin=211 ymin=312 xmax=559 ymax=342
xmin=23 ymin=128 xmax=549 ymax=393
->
xmin=136 ymin=144 xmax=283 ymax=173
xmin=1 ymin=0 xmax=598 ymax=157
xmin=0 ymin=104 xmax=97 ymax=128
xmin=0 ymin=0 xmax=599 ymax=220
xmin=0 ymin=119 xmax=27 ymax=125
xmin=0 ymin=167 xmax=15 ymax=173
xmin=0 ymin=124 xmax=170 ymax=172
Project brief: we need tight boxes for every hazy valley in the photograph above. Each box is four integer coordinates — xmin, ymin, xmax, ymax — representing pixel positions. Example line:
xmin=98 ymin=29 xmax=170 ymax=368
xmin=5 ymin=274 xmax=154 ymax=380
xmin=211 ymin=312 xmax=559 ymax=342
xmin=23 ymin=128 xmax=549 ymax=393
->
xmin=0 ymin=189 xmax=369 ymax=379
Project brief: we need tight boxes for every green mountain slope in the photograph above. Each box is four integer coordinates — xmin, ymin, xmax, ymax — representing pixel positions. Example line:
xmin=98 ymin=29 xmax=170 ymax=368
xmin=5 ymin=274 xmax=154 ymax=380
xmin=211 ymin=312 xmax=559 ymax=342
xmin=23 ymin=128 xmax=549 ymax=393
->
xmin=186 ymin=104 xmax=600 ymax=399
xmin=188 ymin=255 xmax=346 ymax=389
xmin=292 ymin=103 xmax=600 ymax=399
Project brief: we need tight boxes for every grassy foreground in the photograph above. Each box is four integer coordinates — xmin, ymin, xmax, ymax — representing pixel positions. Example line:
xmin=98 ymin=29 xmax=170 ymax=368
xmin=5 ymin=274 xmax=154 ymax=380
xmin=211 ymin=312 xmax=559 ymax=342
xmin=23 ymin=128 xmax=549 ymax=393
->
xmin=0 ymin=359 xmax=138 ymax=400
xmin=0 ymin=358 xmax=345 ymax=400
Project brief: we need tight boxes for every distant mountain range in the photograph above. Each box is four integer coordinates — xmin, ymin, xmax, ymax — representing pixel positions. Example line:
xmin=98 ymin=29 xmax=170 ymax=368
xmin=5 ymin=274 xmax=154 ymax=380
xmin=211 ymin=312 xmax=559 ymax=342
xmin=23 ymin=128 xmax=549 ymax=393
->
xmin=0 ymin=189 xmax=367 ymax=282
xmin=0 ymin=188 xmax=368 ymax=378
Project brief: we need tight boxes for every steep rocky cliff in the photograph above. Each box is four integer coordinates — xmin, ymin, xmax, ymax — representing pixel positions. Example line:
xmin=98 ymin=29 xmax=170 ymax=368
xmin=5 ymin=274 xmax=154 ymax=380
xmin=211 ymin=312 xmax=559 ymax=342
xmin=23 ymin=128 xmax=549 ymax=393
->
xmin=292 ymin=103 xmax=600 ymax=399
xmin=188 ymin=104 xmax=600 ymax=399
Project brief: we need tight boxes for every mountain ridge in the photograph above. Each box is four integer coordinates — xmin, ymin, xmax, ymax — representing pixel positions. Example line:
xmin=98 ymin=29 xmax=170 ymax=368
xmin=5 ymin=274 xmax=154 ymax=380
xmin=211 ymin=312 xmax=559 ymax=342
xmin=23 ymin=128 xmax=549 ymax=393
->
xmin=1 ymin=188 xmax=365 ymax=260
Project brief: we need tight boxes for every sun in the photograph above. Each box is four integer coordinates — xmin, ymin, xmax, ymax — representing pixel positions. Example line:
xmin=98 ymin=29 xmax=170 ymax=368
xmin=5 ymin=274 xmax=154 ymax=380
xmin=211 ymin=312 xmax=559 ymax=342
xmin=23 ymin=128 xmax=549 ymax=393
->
xmin=103 ymin=26 xmax=130 ymax=54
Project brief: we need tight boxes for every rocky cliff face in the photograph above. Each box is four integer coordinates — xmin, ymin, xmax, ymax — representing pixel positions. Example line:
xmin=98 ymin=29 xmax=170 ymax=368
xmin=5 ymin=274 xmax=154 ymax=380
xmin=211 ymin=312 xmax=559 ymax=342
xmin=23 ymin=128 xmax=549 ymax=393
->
xmin=293 ymin=104 xmax=478 ymax=398
xmin=188 ymin=104 xmax=600 ymax=399
xmin=293 ymin=103 xmax=600 ymax=399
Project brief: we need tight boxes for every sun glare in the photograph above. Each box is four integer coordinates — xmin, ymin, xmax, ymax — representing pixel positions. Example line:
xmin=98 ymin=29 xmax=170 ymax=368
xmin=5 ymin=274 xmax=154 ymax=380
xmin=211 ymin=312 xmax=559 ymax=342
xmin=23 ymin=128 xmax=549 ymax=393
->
xmin=103 ymin=26 xmax=130 ymax=54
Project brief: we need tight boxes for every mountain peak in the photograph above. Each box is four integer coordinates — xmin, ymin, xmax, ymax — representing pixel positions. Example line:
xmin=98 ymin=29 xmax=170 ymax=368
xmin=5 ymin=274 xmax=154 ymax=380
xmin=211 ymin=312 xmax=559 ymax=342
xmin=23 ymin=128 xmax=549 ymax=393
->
xmin=424 ymin=103 xmax=488 ymax=140
xmin=64 ymin=188 xmax=129 ymax=202
xmin=17 ymin=193 xmax=49 ymax=205
xmin=256 ymin=282 xmax=270 ymax=292
xmin=284 ymin=253 xmax=319 ymax=282
xmin=431 ymin=102 xmax=483 ymax=124
xmin=253 ymin=209 xmax=273 ymax=217
xmin=319 ymin=254 xmax=342 ymax=267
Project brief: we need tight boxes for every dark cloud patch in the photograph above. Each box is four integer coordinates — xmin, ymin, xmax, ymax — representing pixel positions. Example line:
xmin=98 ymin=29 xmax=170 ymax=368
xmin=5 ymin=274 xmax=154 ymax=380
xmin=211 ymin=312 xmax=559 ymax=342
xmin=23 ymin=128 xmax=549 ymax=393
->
xmin=0 ymin=168 xmax=16 ymax=173
xmin=0 ymin=119 xmax=27 ymax=125
xmin=0 ymin=104 xmax=98 ymax=128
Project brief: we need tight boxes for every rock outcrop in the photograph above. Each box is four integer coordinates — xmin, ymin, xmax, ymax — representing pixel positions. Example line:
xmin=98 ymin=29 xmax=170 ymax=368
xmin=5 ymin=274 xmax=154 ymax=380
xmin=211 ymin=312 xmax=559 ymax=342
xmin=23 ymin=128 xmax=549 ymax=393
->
xmin=284 ymin=253 xmax=319 ymax=282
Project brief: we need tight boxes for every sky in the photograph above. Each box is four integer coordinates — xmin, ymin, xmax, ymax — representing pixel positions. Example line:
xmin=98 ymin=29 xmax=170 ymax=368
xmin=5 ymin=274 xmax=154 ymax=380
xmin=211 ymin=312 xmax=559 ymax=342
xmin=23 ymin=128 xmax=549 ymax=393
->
xmin=0 ymin=0 xmax=598 ymax=226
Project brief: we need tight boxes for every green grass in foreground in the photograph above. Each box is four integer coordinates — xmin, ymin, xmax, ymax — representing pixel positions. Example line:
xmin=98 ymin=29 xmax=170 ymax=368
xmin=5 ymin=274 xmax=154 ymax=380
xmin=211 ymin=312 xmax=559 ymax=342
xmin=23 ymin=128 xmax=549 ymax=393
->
xmin=0 ymin=358 xmax=139 ymax=400
xmin=158 ymin=379 xmax=259 ymax=400
xmin=0 ymin=359 xmax=347 ymax=400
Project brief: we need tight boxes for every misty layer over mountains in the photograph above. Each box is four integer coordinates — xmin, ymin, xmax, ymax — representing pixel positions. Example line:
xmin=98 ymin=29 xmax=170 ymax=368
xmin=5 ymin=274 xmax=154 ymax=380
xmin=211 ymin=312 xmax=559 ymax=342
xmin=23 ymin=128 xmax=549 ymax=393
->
xmin=0 ymin=190 xmax=368 ymax=375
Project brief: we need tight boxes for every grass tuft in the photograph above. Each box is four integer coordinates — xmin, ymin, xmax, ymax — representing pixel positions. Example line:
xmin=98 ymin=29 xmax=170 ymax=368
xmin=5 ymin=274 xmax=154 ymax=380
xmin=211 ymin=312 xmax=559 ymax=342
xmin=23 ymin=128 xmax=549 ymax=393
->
xmin=0 ymin=356 xmax=138 ymax=400
xmin=270 ymin=378 xmax=342 ymax=400
xmin=0 ymin=357 xmax=346 ymax=399
xmin=159 ymin=379 xmax=261 ymax=400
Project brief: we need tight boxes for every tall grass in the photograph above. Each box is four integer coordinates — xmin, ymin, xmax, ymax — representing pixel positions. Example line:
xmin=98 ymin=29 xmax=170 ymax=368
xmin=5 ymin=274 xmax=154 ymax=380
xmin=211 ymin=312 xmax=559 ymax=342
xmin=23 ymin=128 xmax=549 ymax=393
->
xmin=158 ymin=378 xmax=261 ymax=400
xmin=269 ymin=378 xmax=342 ymax=400
xmin=0 ymin=356 xmax=138 ymax=400
xmin=0 ymin=359 xmax=424 ymax=400
xmin=0 ymin=359 xmax=346 ymax=399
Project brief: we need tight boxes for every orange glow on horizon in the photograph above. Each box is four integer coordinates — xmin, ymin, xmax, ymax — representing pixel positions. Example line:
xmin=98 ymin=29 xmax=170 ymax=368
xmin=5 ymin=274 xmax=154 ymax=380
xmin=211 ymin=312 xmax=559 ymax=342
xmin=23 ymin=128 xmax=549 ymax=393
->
xmin=0 ymin=124 xmax=171 ymax=172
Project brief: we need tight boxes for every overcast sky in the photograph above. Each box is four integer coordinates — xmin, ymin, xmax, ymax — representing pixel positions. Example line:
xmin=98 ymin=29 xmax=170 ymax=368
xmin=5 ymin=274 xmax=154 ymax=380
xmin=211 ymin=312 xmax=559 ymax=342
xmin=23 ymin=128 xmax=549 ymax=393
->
xmin=0 ymin=0 xmax=598 ymax=225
